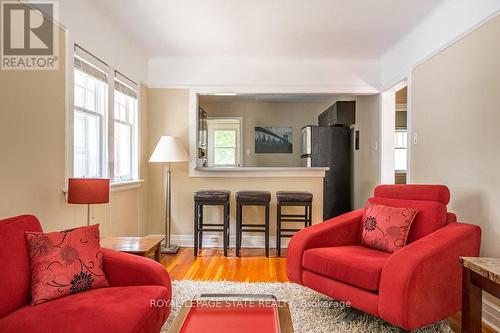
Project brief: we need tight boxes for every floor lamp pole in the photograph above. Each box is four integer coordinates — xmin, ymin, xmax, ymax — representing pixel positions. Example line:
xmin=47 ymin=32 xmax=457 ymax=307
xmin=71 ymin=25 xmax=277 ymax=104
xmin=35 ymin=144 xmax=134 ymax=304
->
xmin=162 ymin=162 xmax=180 ymax=253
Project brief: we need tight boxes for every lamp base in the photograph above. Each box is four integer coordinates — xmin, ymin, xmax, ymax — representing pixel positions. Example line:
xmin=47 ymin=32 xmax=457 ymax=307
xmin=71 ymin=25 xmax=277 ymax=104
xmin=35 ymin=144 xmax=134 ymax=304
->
xmin=161 ymin=244 xmax=180 ymax=254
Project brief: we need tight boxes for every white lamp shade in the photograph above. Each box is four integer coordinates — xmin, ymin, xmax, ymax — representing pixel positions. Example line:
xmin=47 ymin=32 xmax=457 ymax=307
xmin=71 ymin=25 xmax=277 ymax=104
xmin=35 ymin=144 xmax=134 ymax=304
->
xmin=149 ymin=136 xmax=189 ymax=163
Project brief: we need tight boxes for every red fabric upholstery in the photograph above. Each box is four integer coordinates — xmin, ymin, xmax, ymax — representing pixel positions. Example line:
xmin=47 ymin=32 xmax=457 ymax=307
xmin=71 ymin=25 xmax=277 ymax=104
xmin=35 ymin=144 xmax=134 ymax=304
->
xmin=302 ymin=270 xmax=379 ymax=316
xmin=286 ymin=209 xmax=363 ymax=284
xmin=0 ymin=286 xmax=169 ymax=333
xmin=0 ymin=215 xmax=171 ymax=333
xmin=379 ymin=222 xmax=481 ymax=330
xmin=374 ymin=184 xmax=450 ymax=205
xmin=25 ymin=224 xmax=109 ymax=305
xmin=101 ymin=248 xmax=171 ymax=289
xmin=367 ymin=197 xmax=447 ymax=243
xmin=303 ymin=246 xmax=390 ymax=291
xmin=361 ymin=203 xmax=418 ymax=253
xmin=0 ymin=215 xmax=42 ymax=318
xmin=286 ymin=185 xmax=482 ymax=330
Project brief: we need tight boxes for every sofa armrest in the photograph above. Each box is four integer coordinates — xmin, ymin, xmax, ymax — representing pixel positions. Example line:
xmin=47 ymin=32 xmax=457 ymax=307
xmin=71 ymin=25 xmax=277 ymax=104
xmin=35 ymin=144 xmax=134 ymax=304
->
xmin=379 ymin=222 xmax=481 ymax=330
xmin=286 ymin=209 xmax=363 ymax=284
xmin=101 ymin=248 xmax=171 ymax=289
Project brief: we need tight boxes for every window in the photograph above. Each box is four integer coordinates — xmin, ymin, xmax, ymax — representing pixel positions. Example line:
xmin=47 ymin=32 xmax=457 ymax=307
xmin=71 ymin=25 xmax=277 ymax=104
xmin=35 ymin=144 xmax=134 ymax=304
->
xmin=394 ymin=130 xmax=408 ymax=171
xmin=73 ymin=45 xmax=138 ymax=183
xmin=207 ymin=118 xmax=241 ymax=167
xmin=73 ymin=55 xmax=108 ymax=178
xmin=114 ymin=78 xmax=138 ymax=181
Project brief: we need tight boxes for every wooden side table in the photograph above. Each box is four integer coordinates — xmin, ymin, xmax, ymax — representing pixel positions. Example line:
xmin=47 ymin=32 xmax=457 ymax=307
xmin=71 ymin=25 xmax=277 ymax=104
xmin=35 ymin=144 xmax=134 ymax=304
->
xmin=101 ymin=236 xmax=165 ymax=262
xmin=460 ymin=257 xmax=500 ymax=333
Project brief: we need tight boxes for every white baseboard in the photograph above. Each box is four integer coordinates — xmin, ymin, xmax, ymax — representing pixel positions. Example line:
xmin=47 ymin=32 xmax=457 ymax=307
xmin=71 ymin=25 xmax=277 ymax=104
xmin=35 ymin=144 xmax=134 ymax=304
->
xmin=149 ymin=233 xmax=289 ymax=249
xmin=483 ymin=298 xmax=500 ymax=332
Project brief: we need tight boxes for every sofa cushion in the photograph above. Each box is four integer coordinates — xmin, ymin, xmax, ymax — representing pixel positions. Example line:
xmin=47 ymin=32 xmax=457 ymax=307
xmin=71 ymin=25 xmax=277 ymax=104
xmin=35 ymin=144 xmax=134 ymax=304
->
xmin=25 ymin=224 xmax=109 ymax=305
xmin=303 ymin=245 xmax=390 ymax=291
xmin=0 ymin=215 xmax=42 ymax=318
xmin=367 ymin=197 xmax=447 ymax=243
xmin=0 ymin=286 xmax=170 ymax=333
xmin=361 ymin=203 xmax=418 ymax=253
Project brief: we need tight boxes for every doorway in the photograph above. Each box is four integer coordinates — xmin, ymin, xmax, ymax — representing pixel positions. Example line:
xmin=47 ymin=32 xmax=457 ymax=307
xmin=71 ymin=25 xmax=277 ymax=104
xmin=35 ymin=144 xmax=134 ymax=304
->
xmin=380 ymin=80 xmax=408 ymax=184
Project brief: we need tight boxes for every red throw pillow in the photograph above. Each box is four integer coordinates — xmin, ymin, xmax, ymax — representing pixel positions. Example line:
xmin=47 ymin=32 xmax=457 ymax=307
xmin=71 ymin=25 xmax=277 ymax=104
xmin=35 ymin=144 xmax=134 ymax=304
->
xmin=25 ymin=224 xmax=109 ymax=305
xmin=361 ymin=203 xmax=418 ymax=253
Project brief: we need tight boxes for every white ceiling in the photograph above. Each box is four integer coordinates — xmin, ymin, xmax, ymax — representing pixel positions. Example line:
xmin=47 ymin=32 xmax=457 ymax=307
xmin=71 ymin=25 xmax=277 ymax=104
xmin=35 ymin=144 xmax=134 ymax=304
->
xmin=90 ymin=0 xmax=444 ymax=59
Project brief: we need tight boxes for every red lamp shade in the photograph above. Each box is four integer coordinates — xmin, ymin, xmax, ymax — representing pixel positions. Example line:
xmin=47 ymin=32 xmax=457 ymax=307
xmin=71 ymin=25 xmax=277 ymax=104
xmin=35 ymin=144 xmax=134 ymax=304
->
xmin=67 ymin=178 xmax=110 ymax=204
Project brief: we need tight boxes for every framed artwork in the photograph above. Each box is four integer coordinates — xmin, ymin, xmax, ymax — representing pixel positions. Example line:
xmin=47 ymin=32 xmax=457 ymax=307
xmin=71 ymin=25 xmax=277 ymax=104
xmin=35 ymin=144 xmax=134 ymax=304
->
xmin=255 ymin=127 xmax=292 ymax=153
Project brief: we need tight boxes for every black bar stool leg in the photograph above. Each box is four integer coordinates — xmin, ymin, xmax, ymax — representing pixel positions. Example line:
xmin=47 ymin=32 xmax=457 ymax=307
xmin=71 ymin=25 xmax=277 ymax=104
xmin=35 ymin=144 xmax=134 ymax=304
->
xmin=194 ymin=202 xmax=199 ymax=257
xmin=277 ymin=203 xmax=282 ymax=257
xmin=223 ymin=202 xmax=229 ymax=257
xmin=265 ymin=203 xmax=270 ymax=258
xmin=236 ymin=202 xmax=242 ymax=257
xmin=199 ymin=205 xmax=203 ymax=250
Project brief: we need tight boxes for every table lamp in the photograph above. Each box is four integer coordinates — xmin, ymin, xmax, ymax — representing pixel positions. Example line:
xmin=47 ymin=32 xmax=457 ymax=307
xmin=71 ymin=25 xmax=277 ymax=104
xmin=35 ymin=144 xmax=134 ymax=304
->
xmin=149 ymin=136 xmax=189 ymax=253
xmin=67 ymin=178 xmax=110 ymax=226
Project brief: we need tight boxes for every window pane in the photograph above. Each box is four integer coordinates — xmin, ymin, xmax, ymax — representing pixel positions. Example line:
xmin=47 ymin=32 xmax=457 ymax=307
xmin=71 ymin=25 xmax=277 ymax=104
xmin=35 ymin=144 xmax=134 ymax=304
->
xmin=214 ymin=130 xmax=236 ymax=147
xmin=214 ymin=148 xmax=235 ymax=165
xmin=395 ymin=148 xmax=407 ymax=171
xmin=74 ymin=111 xmax=101 ymax=177
xmin=114 ymin=122 xmax=132 ymax=180
xmin=395 ymin=131 xmax=408 ymax=148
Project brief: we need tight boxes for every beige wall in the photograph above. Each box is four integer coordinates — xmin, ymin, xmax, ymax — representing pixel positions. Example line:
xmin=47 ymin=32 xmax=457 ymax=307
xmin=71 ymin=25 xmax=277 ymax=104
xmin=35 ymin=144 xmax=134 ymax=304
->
xmin=411 ymin=15 xmax=500 ymax=257
xmin=199 ymin=100 xmax=336 ymax=167
xmin=147 ymin=89 xmax=324 ymax=239
xmin=352 ymin=95 xmax=381 ymax=209
xmin=0 ymin=6 xmax=148 ymax=237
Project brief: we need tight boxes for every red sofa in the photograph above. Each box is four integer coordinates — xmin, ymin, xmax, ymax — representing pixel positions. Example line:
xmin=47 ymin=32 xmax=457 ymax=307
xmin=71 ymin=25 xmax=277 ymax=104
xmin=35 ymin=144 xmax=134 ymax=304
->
xmin=0 ymin=215 xmax=172 ymax=333
xmin=287 ymin=184 xmax=481 ymax=331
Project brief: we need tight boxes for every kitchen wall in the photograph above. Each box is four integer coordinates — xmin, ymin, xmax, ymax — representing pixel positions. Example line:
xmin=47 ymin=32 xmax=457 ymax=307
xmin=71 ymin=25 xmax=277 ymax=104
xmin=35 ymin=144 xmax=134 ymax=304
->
xmin=147 ymin=89 xmax=325 ymax=244
xmin=199 ymin=99 xmax=337 ymax=167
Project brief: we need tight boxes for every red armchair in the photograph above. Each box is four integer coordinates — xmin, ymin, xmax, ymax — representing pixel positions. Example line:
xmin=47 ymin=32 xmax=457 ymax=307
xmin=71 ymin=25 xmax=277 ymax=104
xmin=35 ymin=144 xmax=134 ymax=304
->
xmin=287 ymin=185 xmax=481 ymax=331
xmin=0 ymin=215 xmax=171 ymax=333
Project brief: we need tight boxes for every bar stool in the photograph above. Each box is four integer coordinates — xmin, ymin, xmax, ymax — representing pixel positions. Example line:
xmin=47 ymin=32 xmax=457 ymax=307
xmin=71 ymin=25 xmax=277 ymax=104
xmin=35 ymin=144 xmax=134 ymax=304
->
xmin=193 ymin=190 xmax=230 ymax=257
xmin=236 ymin=191 xmax=271 ymax=257
xmin=276 ymin=191 xmax=313 ymax=257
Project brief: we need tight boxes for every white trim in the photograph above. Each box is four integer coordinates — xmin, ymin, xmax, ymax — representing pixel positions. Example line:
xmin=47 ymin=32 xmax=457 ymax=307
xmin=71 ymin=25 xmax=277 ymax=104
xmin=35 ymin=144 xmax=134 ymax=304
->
xmin=193 ymin=167 xmax=327 ymax=178
xmin=110 ymin=179 xmax=144 ymax=192
xmin=150 ymin=84 xmax=380 ymax=95
xmin=381 ymin=10 xmax=500 ymax=92
xmin=150 ymin=234 xmax=290 ymax=249
xmin=483 ymin=298 xmax=500 ymax=333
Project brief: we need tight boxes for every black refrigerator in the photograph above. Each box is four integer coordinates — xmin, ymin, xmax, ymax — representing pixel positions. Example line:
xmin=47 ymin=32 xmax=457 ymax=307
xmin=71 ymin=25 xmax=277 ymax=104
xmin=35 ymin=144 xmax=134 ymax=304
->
xmin=301 ymin=125 xmax=351 ymax=220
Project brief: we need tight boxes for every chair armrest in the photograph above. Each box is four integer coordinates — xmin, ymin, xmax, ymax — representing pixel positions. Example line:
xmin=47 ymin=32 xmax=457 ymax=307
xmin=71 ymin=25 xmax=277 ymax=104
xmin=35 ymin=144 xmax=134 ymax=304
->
xmin=286 ymin=209 xmax=363 ymax=284
xmin=379 ymin=222 xmax=481 ymax=330
xmin=101 ymin=248 xmax=171 ymax=289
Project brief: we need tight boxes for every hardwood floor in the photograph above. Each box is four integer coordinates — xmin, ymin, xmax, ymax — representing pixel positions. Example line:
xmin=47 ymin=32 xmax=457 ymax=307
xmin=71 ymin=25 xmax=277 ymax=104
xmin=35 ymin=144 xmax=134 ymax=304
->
xmin=161 ymin=248 xmax=496 ymax=333
xmin=162 ymin=247 xmax=288 ymax=282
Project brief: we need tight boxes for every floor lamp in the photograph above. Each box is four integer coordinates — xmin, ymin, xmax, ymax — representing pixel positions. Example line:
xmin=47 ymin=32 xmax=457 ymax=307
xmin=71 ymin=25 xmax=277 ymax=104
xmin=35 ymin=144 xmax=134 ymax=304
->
xmin=149 ymin=136 xmax=189 ymax=254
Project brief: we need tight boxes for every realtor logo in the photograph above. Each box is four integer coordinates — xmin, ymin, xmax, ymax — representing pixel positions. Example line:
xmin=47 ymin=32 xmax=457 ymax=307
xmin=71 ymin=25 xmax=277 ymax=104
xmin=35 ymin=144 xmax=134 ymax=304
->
xmin=1 ymin=1 xmax=58 ymax=70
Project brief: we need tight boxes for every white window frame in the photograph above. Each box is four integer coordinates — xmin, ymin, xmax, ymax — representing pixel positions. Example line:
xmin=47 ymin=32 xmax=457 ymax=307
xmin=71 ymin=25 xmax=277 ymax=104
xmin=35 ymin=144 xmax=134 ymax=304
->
xmin=207 ymin=118 xmax=242 ymax=167
xmin=113 ymin=73 xmax=139 ymax=182
xmin=72 ymin=45 xmax=139 ymax=184
xmin=394 ymin=128 xmax=408 ymax=172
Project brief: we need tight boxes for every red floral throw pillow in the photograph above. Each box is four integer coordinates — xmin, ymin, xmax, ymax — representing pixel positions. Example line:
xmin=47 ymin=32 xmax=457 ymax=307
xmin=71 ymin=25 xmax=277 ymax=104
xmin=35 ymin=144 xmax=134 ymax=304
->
xmin=361 ymin=203 xmax=418 ymax=253
xmin=25 ymin=224 xmax=109 ymax=305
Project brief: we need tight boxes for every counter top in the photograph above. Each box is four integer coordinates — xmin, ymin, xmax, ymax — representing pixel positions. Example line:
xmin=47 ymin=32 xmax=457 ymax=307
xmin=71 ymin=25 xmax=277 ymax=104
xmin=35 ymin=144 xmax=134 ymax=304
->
xmin=191 ymin=166 xmax=328 ymax=178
